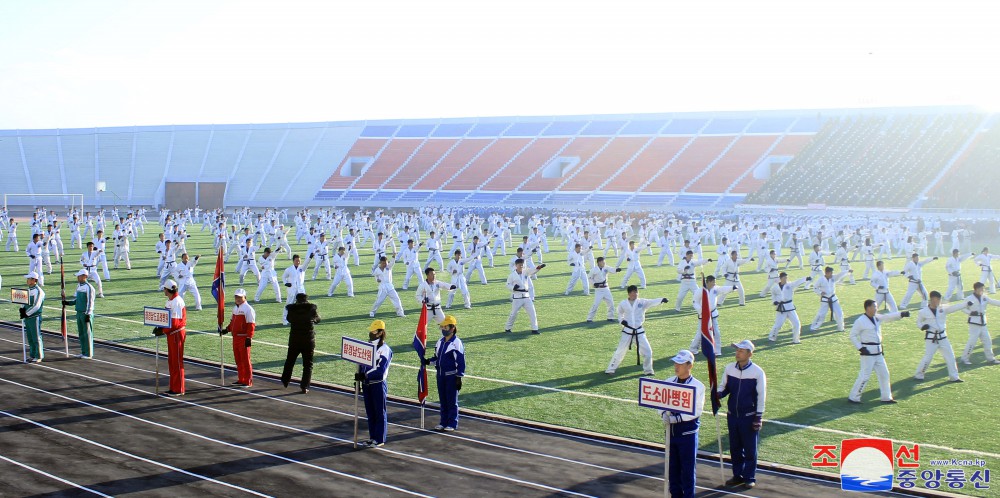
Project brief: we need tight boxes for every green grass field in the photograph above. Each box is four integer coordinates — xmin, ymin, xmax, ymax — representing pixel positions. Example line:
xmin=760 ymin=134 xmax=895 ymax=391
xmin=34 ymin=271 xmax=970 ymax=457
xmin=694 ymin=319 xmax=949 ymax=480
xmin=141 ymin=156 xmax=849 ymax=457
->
xmin=2 ymin=222 xmax=997 ymax=496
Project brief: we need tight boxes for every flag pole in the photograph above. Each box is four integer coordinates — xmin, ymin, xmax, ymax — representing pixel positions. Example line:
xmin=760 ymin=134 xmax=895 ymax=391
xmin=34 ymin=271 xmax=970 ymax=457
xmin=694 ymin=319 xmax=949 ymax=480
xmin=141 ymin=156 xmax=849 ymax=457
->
xmin=420 ymin=401 xmax=425 ymax=430
xmin=60 ymin=258 xmax=69 ymax=357
xmin=714 ymin=400 xmax=725 ymax=484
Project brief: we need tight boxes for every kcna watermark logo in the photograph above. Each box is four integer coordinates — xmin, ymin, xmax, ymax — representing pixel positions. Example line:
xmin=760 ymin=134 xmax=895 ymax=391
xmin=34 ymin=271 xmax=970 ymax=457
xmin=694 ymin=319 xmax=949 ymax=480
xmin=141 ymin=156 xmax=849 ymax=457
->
xmin=812 ymin=438 xmax=990 ymax=493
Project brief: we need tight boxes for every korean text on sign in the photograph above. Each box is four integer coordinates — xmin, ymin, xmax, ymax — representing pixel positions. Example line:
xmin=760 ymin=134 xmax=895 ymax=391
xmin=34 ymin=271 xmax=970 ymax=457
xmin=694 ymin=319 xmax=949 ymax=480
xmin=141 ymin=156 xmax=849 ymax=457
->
xmin=637 ymin=378 xmax=697 ymax=416
xmin=341 ymin=336 xmax=376 ymax=367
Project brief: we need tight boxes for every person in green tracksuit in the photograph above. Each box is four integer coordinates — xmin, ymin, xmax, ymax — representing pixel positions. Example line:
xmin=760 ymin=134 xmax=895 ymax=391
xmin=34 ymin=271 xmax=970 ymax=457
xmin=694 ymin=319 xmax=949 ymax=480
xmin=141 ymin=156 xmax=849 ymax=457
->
xmin=63 ymin=269 xmax=96 ymax=358
xmin=19 ymin=271 xmax=45 ymax=363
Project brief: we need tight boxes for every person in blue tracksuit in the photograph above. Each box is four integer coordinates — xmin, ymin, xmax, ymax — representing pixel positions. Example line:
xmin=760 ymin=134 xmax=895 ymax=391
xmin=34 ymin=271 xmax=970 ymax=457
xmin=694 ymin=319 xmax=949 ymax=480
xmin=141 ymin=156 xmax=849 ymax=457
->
xmin=660 ymin=350 xmax=705 ymax=498
xmin=718 ymin=339 xmax=767 ymax=490
xmin=424 ymin=314 xmax=465 ymax=431
xmin=355 ymin=319 xmax=392 ymax=448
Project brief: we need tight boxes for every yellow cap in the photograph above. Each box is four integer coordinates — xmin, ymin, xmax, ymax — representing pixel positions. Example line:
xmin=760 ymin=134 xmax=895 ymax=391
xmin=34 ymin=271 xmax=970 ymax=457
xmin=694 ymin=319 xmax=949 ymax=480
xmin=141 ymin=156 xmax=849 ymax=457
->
xmin=368 ymin=319 xmax=386 ymax=332
xmin=440 ymin=315 xmax=457 ymax=327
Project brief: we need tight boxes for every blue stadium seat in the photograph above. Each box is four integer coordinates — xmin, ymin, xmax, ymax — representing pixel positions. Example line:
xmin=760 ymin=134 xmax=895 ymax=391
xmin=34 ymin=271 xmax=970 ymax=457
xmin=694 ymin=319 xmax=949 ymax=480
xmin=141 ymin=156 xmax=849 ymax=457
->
xmin=503 ymin=122 xmax=549 ymax=136
xmin=672 ymin=194 xmax=718 ymax=208
xmin=399 ymin=191 xmax=434 ymax=202
xmin=620 ymin=120 xmax=668 ymax=135
xmin=369 ymin=191 xmax=404 ymax=203
xmin=629 ymin=194 xmax=675 ymax=207
xmin=468 ymin=122 xmax=512 ymax=137
xmin=542 ymin=121 xmax=588 ymax=136
xmin=396 ymin=124 xmax=436 ymax=138
xmin=432 ymin=123 xmax=473 ymax=137
xmin=466 ymin=192 xmax=508 ymax=204
xmin=660 ymin=119 xmax=708 ymax=135
xmin=580 ymin=121 xmax=627 ymax=136
xmin=427 ymin=191 xmax=471 ymax=203
xmin=341 ymin=190 xmax=377 ymax=201
xmin=547 ymin=193 xmax=589 ymax=205
xmin=505 ymin=192 xmax=549 ymax=204
xmin=702 ymin=118 xmax=751 ymax=134
xmin=360 ymin=125 xmax=397 ymax=137
xmin=747 ymin=116 xmax=796 ymax=133
xmin=313 ymin=190 xmax=341 ymax=200
xmin=589 ymin=193 xmax=633 ymax=204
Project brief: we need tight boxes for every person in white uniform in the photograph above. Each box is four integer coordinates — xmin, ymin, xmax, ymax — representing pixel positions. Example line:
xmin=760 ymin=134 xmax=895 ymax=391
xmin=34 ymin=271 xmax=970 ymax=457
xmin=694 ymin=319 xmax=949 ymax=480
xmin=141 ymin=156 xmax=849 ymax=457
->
xmin=370 ymin=255 xmax=405 ymax=318
xmin=586 ymin=257 xmax=621 ymax=322
xmin=899 ymin=253 xmax=937 ymax=309
xmin=848 ymin=299 xmax=910 ymax=403
xmin=327 ymin=246 xmax=356 ymax=297
xmin=674 ymin=251 xmax=711 ymax=312
xmin=959 ymin=282 xmax=1000 ymax=365
xmin=504 ymin=259 xmax=546 ymax=334
xmin=565 ymin=243 xmax=590 ymax=295
xmin=944 ymin=249 xmax=974 ymax=301
xmin=768 ymin=272 xmax=811 ymax=343
xmin=606 ymin=285 xmax=669 ymax=376
xmin=811 ymin=266 xmax=852 ymax=332
xmin=914 ymin=290 xmax=967 ymax=382
xmin=255 ymin=247 xmax=283 ymax=302
xmin=281 ymin=255 xmax=307 ymax=326
xmin=718 ymin=250 xmax=753 ymax=306
xmin=416 ymin=267 xmax=456 ymax=324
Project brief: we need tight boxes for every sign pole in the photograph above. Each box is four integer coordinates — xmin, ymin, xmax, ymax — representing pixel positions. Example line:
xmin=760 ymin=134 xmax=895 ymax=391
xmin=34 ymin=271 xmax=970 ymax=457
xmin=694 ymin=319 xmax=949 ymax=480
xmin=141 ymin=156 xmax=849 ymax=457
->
xmin=664 ymin=418 xmax=670 ymax=498
xmin=353 ymin=380 xmax=360 ymax=448
xmin=715 ymin=414 xmax=726 ymax=484
xmin=20 ymin=319 xmax=27 ymax=363
xmin=155 ymin=335 xmax=161 ymax=395
xmin=420 ymin=401 xmax=425 ymax=430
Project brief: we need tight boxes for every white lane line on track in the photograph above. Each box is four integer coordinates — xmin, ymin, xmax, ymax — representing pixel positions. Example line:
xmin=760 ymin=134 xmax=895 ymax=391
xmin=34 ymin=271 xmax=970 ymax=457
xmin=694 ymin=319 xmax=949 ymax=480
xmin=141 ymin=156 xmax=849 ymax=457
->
xmin=0 ymin=375 xmax=432 ymax=498
xmin=0 ymin=345 xmax=767 ymax=498
xmin=0 ymin=453 xmax=113 ymax=497
xmin=3 ymin=331 xmax=998 ymax=463
xmin=0 ymin=410 xmax=271 ymax=498
xmin=17 ymin=302 xmax=634 ymax=403
xmin=0 ymin=355 xmax=598 ymax=498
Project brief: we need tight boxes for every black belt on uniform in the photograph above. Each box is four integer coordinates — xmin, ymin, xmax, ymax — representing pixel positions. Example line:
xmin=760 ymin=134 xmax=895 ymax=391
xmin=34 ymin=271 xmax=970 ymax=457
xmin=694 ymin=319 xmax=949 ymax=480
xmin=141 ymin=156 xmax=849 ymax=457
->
xmin=776 ymin=300 xmax=794 ymax=313
xmin=860 ymin=342 xmax=883 ymax=356
xmin=925 ymin=329 xmax=946 ymax=343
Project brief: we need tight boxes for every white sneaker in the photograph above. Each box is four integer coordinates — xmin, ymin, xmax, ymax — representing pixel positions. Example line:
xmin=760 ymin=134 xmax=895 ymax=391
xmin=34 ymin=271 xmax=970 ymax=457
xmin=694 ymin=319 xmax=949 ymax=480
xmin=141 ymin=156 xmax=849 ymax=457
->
xmin=442 ymin=427 xmax=455 ymax=432
xmin=369 ymin=312 xmax=375 ymax=318
xmin=434 ymin=424 xmax=445 ymax=430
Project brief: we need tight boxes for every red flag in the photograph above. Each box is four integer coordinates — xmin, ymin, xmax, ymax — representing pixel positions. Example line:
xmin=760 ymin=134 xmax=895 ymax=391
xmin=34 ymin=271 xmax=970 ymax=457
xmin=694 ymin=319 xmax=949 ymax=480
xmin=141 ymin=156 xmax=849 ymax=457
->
xmin=700 ymin=288 xmax=721 ymax=415
xmin=211 ymin=246 xmax=225 ymax=327
xmin=412 ymin=304 xmax=429 ymax=403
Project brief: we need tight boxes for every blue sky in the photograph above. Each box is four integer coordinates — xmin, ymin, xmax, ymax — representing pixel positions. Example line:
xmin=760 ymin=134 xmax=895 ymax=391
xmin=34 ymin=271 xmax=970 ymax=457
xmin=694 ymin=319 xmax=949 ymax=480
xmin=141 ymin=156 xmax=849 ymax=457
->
xmin=0 ymin=0 xmax=996 ymax=129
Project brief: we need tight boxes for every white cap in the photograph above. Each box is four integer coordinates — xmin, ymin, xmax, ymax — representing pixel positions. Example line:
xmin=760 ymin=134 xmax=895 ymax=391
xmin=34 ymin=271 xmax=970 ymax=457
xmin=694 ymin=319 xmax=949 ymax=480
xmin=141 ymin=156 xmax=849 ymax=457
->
xmin=161 ymin=279 xmax=178 ymax=290
xmin=75 ymin=269 xmax=89 ymax=277
xmin=731 ymin=339 xmax=756 ymax=352
xmin=25 ymin=271 xmax=40 ymax=280
xmin=671 ymin=350 xmax=695 ymax=364
xmin=234 ymin=288 xmax=247 ymax=297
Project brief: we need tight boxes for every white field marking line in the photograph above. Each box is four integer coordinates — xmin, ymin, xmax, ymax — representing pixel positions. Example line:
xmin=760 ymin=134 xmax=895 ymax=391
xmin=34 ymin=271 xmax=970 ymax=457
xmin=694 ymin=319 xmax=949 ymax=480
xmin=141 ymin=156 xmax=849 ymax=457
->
xmin=0 ymin=453 xmax=113 ymax=497
xmin=0 ymin=345 xmax=875 ymax=498
xmin=18 ymin=304 xmax=642 ymax=404
xmin=0 ymin=356 xmax=598 ymax=498
xmin=0 ymin=376 xmax=431 ymax=498
xmin=0 ymin=410 xmax=271 ymax=498
xmin=4 ymin=332 xmax=1000 ymax=463
xmin=0 ymin=344 xmax=764 ymax=498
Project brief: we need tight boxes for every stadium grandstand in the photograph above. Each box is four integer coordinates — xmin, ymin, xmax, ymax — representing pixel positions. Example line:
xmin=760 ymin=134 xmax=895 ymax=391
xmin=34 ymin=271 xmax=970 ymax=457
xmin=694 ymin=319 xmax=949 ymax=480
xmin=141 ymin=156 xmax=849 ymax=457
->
xmin=0 ymin=105 xmax=994 ymax=211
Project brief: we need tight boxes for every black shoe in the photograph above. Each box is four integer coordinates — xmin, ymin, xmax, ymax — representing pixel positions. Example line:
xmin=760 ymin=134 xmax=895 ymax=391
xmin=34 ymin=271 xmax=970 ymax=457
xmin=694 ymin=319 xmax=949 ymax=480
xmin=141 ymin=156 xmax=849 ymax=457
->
xmin=881 ymin=399 xmax=898 ymax=404
xmin=300 ymin=388 xmax=309 ymax=394
xmin=282 ymin=380 xmax=289 ymax=388
xmin=504 ymin=329 xmax=511 ymax=334
xmin=232 ymin=381 xmax=247 ymax=386
xmin=531 ymin=330 xmax=540 ymax=335
xmin=162 ymin=390 xmax=184 ymax=397
xmin=725 ymin=477 xmax=745 ymax=487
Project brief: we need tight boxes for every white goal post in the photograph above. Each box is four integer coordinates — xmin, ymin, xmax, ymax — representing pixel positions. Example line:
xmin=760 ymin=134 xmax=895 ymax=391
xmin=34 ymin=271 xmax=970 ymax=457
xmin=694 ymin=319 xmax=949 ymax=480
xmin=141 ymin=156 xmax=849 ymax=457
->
xmin=4 ymin=194 xmax=84 ymax=213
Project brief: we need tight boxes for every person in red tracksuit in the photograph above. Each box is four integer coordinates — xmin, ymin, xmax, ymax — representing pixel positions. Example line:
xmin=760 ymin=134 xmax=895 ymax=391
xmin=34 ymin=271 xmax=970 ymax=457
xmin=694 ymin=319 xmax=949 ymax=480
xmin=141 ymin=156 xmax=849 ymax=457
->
xmin=156 ymin=279 xmax=188 ymax=396
xmin=220 ymin=288 xmax=256 ymax=387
